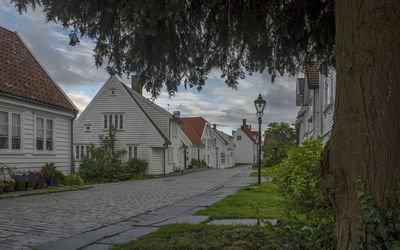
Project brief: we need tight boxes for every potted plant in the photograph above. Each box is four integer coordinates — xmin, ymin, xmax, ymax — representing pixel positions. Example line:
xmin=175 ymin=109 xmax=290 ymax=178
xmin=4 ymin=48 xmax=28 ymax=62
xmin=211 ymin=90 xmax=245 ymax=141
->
xmin=4 ymin=179 xmax=15 ymax=192
xmin=26 ymin=172 xmax=40 ymax=189
xmin=13 ymin=173 xmax=29 ymax=191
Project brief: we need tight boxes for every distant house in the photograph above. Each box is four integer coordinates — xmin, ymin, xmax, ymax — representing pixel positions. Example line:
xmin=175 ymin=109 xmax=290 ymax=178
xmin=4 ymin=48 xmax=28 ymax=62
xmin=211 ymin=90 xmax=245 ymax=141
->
xmin=180 ymin=117 xmax=234 ymax=168
xmin=296 ymin=64 xmax=336 ymax=144
xmin=176 ymin=112 xmax=205 ymax=168
xmin=233 ymin=119 xmax=258 ymax=165
xmin=0 ymin=26 xmax=78 ymax=174
xmin=213 ymin=127 xmax=236 ymax=168
xmin=73 ymin=75 xmax=184 ymax=175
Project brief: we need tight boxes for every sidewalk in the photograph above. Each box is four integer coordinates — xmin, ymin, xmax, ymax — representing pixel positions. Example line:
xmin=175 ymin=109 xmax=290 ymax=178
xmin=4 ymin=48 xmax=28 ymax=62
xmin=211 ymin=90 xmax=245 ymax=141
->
xmin=39 ymin=166 xmax=257 ymax=250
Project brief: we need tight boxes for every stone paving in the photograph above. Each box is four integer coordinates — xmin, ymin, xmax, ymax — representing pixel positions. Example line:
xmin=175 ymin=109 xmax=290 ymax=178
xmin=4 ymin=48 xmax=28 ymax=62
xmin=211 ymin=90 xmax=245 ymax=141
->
xmin=0 ymin=166 xmax=255 ymax=249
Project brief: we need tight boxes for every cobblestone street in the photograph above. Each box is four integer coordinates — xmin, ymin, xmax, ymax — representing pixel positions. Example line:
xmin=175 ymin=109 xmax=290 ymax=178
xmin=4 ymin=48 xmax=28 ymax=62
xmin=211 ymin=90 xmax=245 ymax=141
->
xmin=0 ymin=166 xmax=252 ymax=249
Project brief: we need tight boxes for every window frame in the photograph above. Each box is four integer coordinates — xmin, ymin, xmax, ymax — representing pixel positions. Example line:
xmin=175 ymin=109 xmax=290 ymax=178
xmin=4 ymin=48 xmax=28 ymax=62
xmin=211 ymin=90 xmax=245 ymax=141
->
xmin=103 ymin=113 xmax=124 ymax=130
xmin=34 ymin=115 xmax=55 ymax=152
xmin=75 ymin=144 xmax=91 ymax=160
xmin=0 ymin=110 xmax=23 ymax=151
xmin=127 ymin=144 xmax=139 ymax=159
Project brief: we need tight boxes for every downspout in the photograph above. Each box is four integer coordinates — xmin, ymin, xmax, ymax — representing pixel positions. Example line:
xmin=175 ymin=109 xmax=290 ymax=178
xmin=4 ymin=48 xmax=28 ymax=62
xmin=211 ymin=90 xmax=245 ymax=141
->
xmin=70 ymin=113 xmax=77 ymax=174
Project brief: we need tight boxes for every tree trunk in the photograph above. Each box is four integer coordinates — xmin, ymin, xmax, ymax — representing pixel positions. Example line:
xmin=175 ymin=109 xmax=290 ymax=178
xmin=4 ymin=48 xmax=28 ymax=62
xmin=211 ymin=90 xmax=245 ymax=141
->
xmin=322 ymin=0 xmax=400 ymax=248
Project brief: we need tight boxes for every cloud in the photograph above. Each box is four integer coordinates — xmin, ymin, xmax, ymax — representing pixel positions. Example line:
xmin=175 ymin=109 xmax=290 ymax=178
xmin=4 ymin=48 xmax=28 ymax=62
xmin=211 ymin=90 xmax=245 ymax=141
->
xmin=67 ymin=91 xmax=92 ymax=113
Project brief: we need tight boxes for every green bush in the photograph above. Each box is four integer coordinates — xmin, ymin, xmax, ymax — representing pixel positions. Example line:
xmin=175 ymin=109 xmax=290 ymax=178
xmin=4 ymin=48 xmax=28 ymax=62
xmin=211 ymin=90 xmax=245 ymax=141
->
xmin=63 ymin=174 xmax=84 ymax=186
xmin=125 ymin=157 xmax=147 ymax=176
xmin=78 ymin=135 xmax=148 ymax=183
xmin=267 ymin=137 xmax=327 ymax=208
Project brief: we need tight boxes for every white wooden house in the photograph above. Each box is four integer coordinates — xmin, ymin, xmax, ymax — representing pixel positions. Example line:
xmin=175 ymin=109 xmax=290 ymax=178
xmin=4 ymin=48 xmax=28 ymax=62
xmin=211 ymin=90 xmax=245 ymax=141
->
xmin=233 ymin=119 xmax=258 ymax=165
xmin=0 ymin=26 xmax=78 ymax=174
xmin=73 ymin=75 xmax=184 ymax=175
xmin=178 ymin=114 xmax=205 ymax=168
xmin=296 ymin=64 xmax=336 ymax=144
xmin=213 ymin=127 xmax=236 ymax=168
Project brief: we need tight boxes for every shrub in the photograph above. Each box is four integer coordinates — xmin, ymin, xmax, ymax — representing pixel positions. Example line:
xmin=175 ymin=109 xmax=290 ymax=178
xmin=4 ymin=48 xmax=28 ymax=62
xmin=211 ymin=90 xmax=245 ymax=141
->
xmin=43 ymin=162 xmax=65 ymax=181
xmin=191 ymin=158 xmax=199 ymax=167
xmin=125 ymin=157 xmax=147 ymax=176
xmin=267 ymin=137 xmax=326 ymax=208
xmin=63 ymin=174 xmax=84 ymax=186
xmin=78 ymin=135 xmax=148 ymax=183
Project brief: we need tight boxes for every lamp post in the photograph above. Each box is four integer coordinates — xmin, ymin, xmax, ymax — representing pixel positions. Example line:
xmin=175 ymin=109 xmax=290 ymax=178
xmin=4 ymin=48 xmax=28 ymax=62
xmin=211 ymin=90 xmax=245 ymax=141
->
xmin=254 ymin=93 xmax=266 ymax=185
xmin=109 ymin=124 xmax=116 ymax=154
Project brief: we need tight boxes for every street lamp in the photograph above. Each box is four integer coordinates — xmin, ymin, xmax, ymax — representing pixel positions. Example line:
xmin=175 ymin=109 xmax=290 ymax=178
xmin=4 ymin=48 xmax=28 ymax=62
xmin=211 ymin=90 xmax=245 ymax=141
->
xmin=254 ymin=93 xmax=266 ymax=185
xmin=109 ymin=124 xmax=116 ymax=154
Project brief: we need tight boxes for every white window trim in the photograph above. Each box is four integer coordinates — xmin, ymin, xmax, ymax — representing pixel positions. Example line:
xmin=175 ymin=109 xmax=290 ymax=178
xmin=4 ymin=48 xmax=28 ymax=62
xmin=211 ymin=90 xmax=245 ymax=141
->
xmin=0 ymin=109 xmax=23 ymax=152
xmin=127 ymin=144 xmax=139 ymax=160
xmin=34 ymin=115 xmax=55 ymax=152
xmin=103 ymin=113 xmax=124 ymax=130
xmin=75 ymin=144 xmax=91 ymax=161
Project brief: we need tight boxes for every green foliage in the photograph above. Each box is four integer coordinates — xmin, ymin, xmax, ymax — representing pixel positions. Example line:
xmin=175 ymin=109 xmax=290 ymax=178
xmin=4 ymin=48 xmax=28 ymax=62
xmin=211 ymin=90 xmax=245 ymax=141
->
xmin=78 ymin=136 xmax=148 ymax=183
xmin=125 ymin=158 xmax=148 ymax=176
xmin=12 ymin=0 xmax=334 ymax=97
xmin=43 ymin=163 xmax=65 ymax=181
xmin=267 ymin=137 xmax=326 ymax=208
xmin=63 ymin=174 xmax=84 ymax=187
xmin=356 ymin=179 xmax=400 ymax=249
xmin=262 ymin=122 xmax=296 ymax=167
xmin=264 ymin=210 xmax=336 ymax=249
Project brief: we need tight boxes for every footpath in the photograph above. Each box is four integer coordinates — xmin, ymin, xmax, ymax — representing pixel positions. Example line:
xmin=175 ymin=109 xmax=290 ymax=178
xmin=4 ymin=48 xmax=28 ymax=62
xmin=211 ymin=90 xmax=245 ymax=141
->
xmin=39 ymin=167 xmax=258 ymax=250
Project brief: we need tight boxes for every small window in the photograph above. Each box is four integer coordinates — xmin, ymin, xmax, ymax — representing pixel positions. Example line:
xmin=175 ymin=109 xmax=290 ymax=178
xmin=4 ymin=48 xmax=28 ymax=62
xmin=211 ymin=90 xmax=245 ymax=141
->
xmin=12 ymin=113 xmax=21 ymax=149
xmin=237 ymin=135 xmax=241 ymax=141
xmin=76 ymin=145 xmax=80 ymax=160
xmin=0 ymin=111 xmax=8 ymax=149
xmin=46 ymin=119 xmax=53 ymax=150
xmin=119 ymin=115 xmax=123 ymax=129
xmin=104 ymin=115 xmax=108 ymax=129
xmin=86 ymin=126 xmax=90 ymax=131
xmin=221 ymin=153 xmax=225 ymax=164
xmin=128 ymin=145 xmax=138 ymax=159
xmin=111 ymin=90 xmax=115 ymax=95
xmin=36 ymin=118 xmax=44 ymax=150
xmin=103 ymin=114 xmax=124 ymax=130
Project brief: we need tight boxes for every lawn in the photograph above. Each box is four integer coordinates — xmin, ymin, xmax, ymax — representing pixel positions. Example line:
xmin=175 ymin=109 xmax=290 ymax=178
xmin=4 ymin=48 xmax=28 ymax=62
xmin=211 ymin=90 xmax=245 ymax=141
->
xmin=195 ymin=183 xmax=306 ymax=221
xmin=113 ymin=223 xmax=271 ymax=250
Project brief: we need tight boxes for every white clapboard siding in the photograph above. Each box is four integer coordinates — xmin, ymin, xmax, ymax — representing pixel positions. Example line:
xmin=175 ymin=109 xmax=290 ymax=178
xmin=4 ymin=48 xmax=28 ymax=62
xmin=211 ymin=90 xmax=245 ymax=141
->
xmin=0 ymin=96 xmax=74 ymax=175
xmin=150 ymin=148 xmax=164 ymax=175
xmin=74 ymin=76 xmax=169 ymax=174
xmin=233 ymin=129 xmax=256 ymax=164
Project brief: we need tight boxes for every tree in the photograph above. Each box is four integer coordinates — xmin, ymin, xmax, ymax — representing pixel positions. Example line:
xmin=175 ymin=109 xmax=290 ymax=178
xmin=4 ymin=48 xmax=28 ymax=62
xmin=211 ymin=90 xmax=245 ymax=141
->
xmin=262 ymin=122 xmax=295 ymax=167
xmin=11 ymin=0 xmax=400 ymax=247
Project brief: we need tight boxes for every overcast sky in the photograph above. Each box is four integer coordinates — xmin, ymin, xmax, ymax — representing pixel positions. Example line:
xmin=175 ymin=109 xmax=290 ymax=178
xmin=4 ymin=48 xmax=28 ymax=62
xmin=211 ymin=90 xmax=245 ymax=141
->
xmin=0 ymin=1 xmax=300 ymax=135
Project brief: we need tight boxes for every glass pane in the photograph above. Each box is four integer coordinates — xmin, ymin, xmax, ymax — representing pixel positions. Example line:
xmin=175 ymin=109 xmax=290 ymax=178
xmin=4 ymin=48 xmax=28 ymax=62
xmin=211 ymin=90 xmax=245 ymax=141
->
xmin=76 ymin=145 xmax=80 ymax=159
xmin=134 ymin=146 xmax=137 ymax=158
xmin=109 ymin=115 xmax=112 ymax=128
xmin=128 ymin=146 xmax=132 ymax=159
xmin=12 ymin=114 xmax=21 ymax=149
xmin=0 ymin=137 xmax=8 ymax=149
xmin=81 ymin=145 xmax=84 ymax=157
xmin=115 ymin=115 xmax=118 ymax=129
xmin=36 ymin=118 xmax=44 ymax=150
xmin=46 ymin=120 xmax=53 ymax=150
xmin=104 ymin=115 xmax=107 ymax=129
xmin=120 ymin=115 xmax=123 ymax=129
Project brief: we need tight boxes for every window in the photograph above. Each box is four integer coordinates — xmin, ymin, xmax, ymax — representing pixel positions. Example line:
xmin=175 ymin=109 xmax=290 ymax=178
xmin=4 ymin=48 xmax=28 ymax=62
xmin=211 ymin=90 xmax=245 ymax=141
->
xmin=75 ymin=145 xmax=90 ymax=160
xmin=36 ymin=117 xmax=54 ymax=151
xmin=0 ymin=111 xmax=8 ymax=149
xmin=128 ymin=145 xmax=138 ymax=159
xmin=325 ymin=70 xmax=335 ymax=107
xmin=237 ymin=135 xmax=241 ymax=141
xmin=103 ymin=113 xmax=124 ymax=129
xmin=221 ymin=153 xmax=225 ymax=164
xmin=12 ymin=114 xmax=21 ymax=149
xmin=168 ymin=148 xmax=174 ymax=162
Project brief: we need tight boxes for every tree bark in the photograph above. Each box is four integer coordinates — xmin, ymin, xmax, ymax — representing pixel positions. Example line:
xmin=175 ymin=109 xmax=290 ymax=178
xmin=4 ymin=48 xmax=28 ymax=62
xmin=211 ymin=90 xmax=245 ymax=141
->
xmin=322 ymin=0 xmax=400 ymax=248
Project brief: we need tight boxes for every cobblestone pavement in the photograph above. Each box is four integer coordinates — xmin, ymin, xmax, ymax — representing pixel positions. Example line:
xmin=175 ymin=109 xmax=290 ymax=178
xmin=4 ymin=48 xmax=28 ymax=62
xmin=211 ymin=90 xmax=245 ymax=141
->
xmin=0 ymin=166 xmax=252 ymax=249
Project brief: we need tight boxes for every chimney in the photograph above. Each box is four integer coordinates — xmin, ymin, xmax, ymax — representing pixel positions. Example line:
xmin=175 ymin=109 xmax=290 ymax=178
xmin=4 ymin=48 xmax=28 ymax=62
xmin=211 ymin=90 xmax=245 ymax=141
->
xmin=131 ymin=75 xmax=143 ymax=95
xmin=213 ymin=124 xmax=216 ymax=129
xmin=249 ymin=125 xmax=251 ymax=130
xmin=173 ymin=111 xmax=180 ymax=118
xmin=242 ymin=119 xmax=246 ymax=127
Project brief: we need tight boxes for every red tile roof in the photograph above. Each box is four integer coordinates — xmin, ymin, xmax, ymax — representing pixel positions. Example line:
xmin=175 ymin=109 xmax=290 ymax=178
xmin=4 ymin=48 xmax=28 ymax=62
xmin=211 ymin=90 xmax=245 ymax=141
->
xmin=121 ymin=83 xmax=170 ymax=144
xmin=181 ymin=121 xmax=205 ymax=147
xmin=305 ymin=63 xmax=319 ymax=89
xmin=241 ymin=125 xmax=258 ymax=144
xmin=0 ymin=26 xmax=77 ymax=112
xmin=180 ymin=117 xmax=207 ymax=138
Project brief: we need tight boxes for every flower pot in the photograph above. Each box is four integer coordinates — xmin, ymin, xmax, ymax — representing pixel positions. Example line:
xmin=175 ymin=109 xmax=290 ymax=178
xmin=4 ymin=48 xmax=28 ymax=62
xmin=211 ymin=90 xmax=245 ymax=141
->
xmin=15 ymin=181 xmax=26 ymax=191
xmin=48 ymin=177 xmax=59 ymax=186
xmin=36 ymin=179 xmax=45 ymax=189
xmin=4 ymin=182 xmax=15 ymax=192
xmin=0 ymin=185 xmax=4 ymax=193
xmin=27 ymin=179 xmax=38 ymax=189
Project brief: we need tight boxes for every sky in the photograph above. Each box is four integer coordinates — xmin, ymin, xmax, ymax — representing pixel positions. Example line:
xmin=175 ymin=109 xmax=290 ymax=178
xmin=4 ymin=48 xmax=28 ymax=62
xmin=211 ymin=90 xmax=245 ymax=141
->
xmin=0 ymin=1 xmax=300 ymax=135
